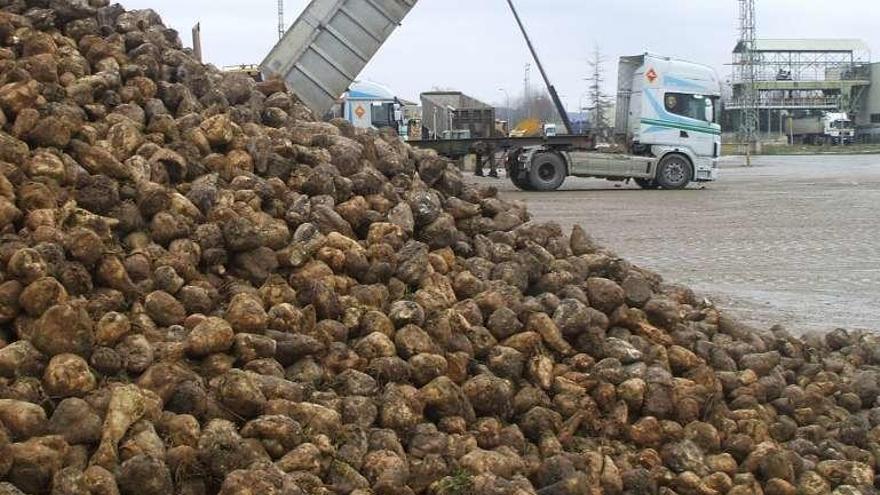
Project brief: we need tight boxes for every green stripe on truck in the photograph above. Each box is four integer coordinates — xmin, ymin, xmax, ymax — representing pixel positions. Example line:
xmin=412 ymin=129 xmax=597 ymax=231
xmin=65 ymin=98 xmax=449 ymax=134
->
xmin=641 ymin=118 xmax=722 ymax=136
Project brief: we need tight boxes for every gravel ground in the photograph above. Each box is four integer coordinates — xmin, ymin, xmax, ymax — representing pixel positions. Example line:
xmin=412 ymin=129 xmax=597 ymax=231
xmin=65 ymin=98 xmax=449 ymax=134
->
xmin=472 ymin=154 xmax=880 ymax=334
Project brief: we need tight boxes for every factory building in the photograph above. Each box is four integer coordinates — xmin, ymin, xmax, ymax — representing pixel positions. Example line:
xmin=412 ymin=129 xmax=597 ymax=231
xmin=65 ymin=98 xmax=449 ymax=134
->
xmin=725 ymin=39 xmax=872 ymax=139
xmin=856 ymin=62 xmax=880 ymax=141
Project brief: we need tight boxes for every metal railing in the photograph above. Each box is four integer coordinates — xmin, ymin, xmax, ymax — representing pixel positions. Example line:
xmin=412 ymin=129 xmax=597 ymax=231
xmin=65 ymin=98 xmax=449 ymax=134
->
xmin=726 ymin=96 xmax=841 ymax=110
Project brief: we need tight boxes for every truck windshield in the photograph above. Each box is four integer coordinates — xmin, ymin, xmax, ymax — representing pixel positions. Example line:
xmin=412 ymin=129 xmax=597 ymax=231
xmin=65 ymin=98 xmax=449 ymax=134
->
xmin=665 ymin=93 xmax=718 ymax=123
xmin=371 ymin=103 xmax=392 ymax=128
xmin=832 ymin=120 xmax=853 ymax=129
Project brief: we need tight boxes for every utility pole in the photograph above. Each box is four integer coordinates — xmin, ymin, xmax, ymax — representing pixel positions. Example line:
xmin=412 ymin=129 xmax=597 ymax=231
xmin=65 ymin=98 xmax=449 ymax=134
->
xmin=738 ymin=0 xmax=758 ymax=166
xmin=277 ymin=0 xmax=285 ymax=40
xmin=191 ymin=23 xmax=202 ymax=63
xmin=498 ymin=88 xmax=511 ymax=134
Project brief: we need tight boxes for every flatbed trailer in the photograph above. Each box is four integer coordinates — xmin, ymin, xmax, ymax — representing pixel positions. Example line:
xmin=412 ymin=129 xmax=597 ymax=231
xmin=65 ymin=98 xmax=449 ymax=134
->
xmin=408 ymin=135 xmax=594 ymax=160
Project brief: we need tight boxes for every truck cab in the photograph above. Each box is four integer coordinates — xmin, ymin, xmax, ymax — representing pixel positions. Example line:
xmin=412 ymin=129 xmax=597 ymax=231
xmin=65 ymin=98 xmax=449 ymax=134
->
xmin=824 ymin=113 xmax=855 ymax=144
xmin=338 ymin=81 xmax=406 ymax=134
xmin=616 ymin=53 xmax=722 ymax=184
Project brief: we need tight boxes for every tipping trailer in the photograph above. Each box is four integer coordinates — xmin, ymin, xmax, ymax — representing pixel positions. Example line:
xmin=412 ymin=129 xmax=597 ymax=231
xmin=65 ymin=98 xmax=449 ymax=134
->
xmin=260 ymin=0 xmax=417 ymax=118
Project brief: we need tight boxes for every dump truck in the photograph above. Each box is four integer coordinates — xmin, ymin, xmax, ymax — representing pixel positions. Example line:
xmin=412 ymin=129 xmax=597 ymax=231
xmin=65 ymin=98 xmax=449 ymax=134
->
xmin=786 ymin=112 xmax=855 ymax=145
xmin=260 ymin=0 xmax=722 ymax=190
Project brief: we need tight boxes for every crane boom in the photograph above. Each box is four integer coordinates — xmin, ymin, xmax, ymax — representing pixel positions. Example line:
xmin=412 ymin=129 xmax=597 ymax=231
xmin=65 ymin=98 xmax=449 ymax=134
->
xmin=504 ymin=0 xmax=573 ymax=135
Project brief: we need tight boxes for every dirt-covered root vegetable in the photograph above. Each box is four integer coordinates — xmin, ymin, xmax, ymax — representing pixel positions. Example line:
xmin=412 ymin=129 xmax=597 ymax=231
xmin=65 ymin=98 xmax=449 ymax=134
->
xmin=90 ymin=385 xmax=149 ymax=470
xmin=5 ymin=435 xmax=69 ymax=494
xmin=0 ymin=400 xmax=48 ymax=441
xmin=0 ymin=341 xmax=46 ymax=378
xmin=18 ymin=277 xmax=68 ymax=317
xmin=144 ymin=290 xmax=186 ymax=327
xmin=115 ymin=455 xmax=174 ymax=495
xmin=185 ymin=316 xmax=235 ymax=357
xmin=95 ymin=312 xmax=131 ymax=347
xmin=0 ymin=1 xmax=878 ymax=493
xmin=42 ymin=353 xmax=96 ymax=397
xmin=214 ymin=369 xmax=267 ymax=419
xmin=7 ymin=248 xmax=48 ymax=285
xmin=47 ymin=398 xmax=102 ymax=446
xmin=225 ymin=293 xmax=268 ymax=334
xmin=30 ymin=301 xmax=95 ymax=358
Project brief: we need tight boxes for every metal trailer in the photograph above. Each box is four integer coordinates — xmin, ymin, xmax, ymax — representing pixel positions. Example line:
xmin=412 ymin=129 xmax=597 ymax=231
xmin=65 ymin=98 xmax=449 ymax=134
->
xmin=409 ymin=135 xmax=594 ymax=160
xmin=260 ymin=0 xmax=418 ymax=117
xmin=785 ymin=113 xmax=855 ymax=145
xmin=421 ymin=92 xmax=497 ymax=140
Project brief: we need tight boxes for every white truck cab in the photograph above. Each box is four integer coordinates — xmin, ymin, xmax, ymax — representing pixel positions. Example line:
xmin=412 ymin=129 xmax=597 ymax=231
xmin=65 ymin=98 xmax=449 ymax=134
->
xmin=786 ymin=112 xmax=855 ymax=145
xmin=615 ymin=53 xmax=722 ymax=184
xmin=508 ymin=53 xmax=723 ymax=191
xmin=824 ymin=113 xmax=855 ymax=144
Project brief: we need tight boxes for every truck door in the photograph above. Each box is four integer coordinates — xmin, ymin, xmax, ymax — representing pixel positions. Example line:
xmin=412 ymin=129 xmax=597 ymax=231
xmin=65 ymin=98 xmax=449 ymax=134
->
xmin=657 ymin=92 xmax=718 ymax=158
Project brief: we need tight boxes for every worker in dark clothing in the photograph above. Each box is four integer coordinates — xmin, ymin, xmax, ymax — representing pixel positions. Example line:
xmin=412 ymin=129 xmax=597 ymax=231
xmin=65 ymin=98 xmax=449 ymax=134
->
xmin=472 ymin=142 xmax=498 ymax=178
xmin=486 ymin=152 xmax=499 ymax=178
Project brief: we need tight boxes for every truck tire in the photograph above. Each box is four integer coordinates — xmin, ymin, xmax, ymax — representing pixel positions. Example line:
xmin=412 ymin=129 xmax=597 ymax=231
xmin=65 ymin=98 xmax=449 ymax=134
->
xmin=528 ymin=153 xmax=566 ymax=191
xmin=511 ymin=174 xmax=534 ymax=191
xmin=635 ymin=179 xmax=659 ymax=190
xmin=655 ymin=154 xmax=692 ymax=190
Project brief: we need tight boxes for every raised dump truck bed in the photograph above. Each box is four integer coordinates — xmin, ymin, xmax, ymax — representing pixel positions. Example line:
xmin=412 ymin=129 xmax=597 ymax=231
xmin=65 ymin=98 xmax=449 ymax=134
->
xmin=260 ymin=0 xmax=418 ymax=116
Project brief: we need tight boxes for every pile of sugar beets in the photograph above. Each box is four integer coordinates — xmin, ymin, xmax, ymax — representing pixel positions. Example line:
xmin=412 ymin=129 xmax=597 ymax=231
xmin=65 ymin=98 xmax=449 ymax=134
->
xmin=0 ymin=1 xmax=879 ymax=494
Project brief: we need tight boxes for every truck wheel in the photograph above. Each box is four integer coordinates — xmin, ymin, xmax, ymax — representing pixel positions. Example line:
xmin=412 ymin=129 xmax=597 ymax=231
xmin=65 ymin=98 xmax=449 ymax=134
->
xmin=510 ymin=174 xmax=534 ymax=191
xmin=528 ymin=153 xmax=566 ymax=191
xmin=635 ymin=179 xmax=659 ymax=190
xmin=656 ymin=154 xmax=692 ymax=190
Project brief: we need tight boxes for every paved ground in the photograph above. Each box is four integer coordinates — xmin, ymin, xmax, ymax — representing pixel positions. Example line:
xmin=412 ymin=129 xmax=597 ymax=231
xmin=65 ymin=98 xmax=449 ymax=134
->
xmin=472 ymin=154 xmax=880 ymax=334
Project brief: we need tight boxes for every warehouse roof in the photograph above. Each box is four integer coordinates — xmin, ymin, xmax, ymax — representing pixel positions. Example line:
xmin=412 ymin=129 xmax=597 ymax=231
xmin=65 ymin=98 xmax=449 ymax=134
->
xmin=734 ymin=39 xmax=870 ymax=54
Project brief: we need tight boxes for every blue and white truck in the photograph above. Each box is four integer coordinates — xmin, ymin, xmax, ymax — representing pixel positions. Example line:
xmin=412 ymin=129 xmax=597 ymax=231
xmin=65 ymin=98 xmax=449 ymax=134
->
xmin=505 ymin=54 xmax=722 ymax=191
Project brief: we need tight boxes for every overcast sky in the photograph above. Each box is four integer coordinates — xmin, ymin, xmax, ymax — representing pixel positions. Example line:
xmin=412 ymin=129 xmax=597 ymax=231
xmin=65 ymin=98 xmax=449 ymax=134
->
xmin=118 ymin=0 xmax=879 ymax=109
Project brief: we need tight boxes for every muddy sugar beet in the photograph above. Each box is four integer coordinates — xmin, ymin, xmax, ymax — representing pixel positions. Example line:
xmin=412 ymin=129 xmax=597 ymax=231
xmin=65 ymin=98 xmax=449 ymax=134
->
xmin=0 ymin=1 xmax=878 ymax=494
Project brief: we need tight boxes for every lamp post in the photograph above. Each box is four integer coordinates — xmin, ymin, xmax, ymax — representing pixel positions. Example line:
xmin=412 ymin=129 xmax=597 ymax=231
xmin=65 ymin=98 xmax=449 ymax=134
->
xmin=498 ymin=88 xmax=510 ymax=135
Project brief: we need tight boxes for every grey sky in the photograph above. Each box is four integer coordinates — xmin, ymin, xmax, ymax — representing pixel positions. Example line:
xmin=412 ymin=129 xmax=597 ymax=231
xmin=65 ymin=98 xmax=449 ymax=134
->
xmin=119 ymin=0 xmax=880 ymax=109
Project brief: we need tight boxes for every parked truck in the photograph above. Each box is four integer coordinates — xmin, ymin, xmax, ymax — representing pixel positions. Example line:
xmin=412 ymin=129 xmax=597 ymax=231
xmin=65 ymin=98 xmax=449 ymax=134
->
xmin=504 ymin=54 xmax=721 ymax=190
xmin=332 ymin=80 xmax=406 ymax=134
xmin=260 ymin=0 xmax=721 ymax=191
xmin=786 ymin=112 xmax=854 ymax=145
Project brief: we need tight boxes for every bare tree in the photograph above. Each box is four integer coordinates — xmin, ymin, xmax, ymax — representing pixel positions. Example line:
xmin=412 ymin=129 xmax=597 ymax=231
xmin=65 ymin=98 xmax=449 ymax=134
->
xmin=587 ymin=44 xmax=611 ymax=140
